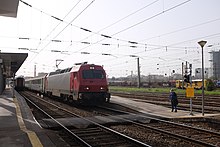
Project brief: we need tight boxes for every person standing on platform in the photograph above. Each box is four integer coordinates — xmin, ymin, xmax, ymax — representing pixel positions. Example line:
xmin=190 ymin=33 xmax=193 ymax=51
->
xmin=169 ymin=89 xmax=178 ymax=112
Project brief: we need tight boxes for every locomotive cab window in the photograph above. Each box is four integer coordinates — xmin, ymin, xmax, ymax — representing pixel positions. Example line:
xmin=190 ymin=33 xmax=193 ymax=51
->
xmin=82 ymin=70 xmax=104 ymax=79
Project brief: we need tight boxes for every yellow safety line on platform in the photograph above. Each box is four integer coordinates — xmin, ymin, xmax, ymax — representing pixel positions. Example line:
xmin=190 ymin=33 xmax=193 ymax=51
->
xmin=13 ymin=97 xmax=43 ymax=147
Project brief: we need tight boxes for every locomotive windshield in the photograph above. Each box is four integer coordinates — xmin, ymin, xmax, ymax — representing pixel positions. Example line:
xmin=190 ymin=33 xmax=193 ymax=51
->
xmin=82 ymin=70 xmax=104 ymax=79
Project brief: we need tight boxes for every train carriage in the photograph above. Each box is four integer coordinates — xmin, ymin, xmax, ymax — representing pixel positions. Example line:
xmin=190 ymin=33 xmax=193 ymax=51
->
xmin=14 ymin=77 xmax=25 ymax=91
xmin=25 ymin=75 xmax=46 ymax=94
xmin=216 ymin=81 xmax=220 ymax=88
xmin=176 ymin=79 xmax=207 ymax=89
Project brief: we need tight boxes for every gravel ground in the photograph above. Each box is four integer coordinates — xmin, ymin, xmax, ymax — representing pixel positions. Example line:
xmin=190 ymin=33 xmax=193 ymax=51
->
xmin=110 ymin=124 xmax=203 ymax=147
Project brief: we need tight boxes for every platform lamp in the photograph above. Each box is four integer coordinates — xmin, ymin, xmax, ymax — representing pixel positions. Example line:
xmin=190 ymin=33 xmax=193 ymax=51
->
xmin=198 ymin=40 xmax=207 ymax=116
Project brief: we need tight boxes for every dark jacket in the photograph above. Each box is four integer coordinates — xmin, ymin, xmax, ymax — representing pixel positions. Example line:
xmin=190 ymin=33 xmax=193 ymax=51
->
xmin=169 ymin=92 xmax=178 ymax=105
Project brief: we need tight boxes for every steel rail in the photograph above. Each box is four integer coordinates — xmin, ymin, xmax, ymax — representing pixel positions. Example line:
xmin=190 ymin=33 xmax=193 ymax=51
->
xmin=96 ymin=105 xmax=220 ymax=147
xmin=21 ymin=91 xmax=151 ymax=147
xmin=21 ymin=93 xmax=92 ymax=147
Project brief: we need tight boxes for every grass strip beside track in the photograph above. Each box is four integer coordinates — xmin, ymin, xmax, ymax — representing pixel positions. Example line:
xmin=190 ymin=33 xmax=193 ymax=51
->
xmin=109 ymin=86 xmax=220 ymax=95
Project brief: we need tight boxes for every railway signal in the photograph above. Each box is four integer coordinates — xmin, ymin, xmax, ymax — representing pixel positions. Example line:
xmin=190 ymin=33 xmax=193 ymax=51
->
xmin=184 ymin=74 xmax=190 ymax=83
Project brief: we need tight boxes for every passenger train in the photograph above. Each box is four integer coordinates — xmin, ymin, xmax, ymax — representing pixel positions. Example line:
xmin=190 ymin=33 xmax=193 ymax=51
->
xmin=176 ymin=79 xmax=207 ymax=89
xmin=14 ymin=77 xmax=25 ymax=91
xmin=25 ymin=63 xmax=110 ymax=104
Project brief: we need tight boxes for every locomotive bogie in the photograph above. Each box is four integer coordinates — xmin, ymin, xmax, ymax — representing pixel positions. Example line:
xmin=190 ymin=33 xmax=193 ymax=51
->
xmin=78 ymin=92 xmax=108 ymax=103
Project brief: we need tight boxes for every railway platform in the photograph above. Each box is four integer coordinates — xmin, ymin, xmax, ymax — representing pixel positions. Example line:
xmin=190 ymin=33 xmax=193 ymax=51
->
xmin=0 ymin=87 xmax=66 ymax=147
xmin=110 ymin=95 xmax=220 ymax=119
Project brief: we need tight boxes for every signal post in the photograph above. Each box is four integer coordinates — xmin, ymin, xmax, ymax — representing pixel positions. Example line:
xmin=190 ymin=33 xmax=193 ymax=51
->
xmin=184 ymin=62 xmax=194 ymax=115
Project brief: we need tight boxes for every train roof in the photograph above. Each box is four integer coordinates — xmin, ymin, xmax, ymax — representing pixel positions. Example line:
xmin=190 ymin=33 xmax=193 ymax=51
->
xmin=177 ymin=79 xmax=206 ymax=82
xmin=25 ymin=74 xmax=47 ymax=81
xmin=47 ymin=63 xmax=104 ymax=76
xmin=47 ymin=67 xmax=72 ymax=76
xmin=15 ymin=76 xmax=24 ymax=79
xmin=70 ymin=64 xmax=103 ymax=72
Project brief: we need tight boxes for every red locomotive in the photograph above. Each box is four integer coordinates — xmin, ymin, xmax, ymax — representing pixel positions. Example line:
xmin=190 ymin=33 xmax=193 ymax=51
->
xmin=25 ymin=63 xmax=110 ymax=104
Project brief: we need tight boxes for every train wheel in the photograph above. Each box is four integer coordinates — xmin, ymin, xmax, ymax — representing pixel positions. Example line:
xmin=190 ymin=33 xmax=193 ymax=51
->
xmin=106 ymin=93 xmax=110 ymax=103
xmin=68 ymin=96 xmax=73 ymax=103
xmin=47 ymin=92 xmax=52 ymax=97
xmin=62 ymin=94 xmax=68 ymax=102
xmin=106 ymin=97 xmax=110 ymax=103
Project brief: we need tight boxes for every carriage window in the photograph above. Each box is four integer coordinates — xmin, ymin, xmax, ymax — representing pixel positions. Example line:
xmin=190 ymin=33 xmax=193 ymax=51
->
xmin=82 ymin=70 xmax=104 ymax=79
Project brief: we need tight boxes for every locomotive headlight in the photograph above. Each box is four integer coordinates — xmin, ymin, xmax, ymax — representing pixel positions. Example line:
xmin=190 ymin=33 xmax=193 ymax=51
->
xmin=84 ymin=87 xmax=90 ymax=90
xmin=100 ymin=87 xmax=105 ymax=90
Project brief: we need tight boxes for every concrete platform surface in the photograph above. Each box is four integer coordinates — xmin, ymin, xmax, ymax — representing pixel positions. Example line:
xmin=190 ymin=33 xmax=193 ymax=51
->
xmin=0 ymin=88 xmax=59 ymax=147
xmin=110 ymin=95 xmax=220 ymax=118
xmin=40 ymin=114 xmax=151 ymax=129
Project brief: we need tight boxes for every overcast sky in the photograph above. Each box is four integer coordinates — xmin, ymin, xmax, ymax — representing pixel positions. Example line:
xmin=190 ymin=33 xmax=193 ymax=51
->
xmin=1 ymin=0 xmax=220 ymax=78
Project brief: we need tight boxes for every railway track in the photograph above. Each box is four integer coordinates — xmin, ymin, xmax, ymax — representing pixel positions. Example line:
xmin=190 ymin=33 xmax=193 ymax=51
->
xmin=76 ymin=103 xmax=220 ymax=146
xmin=146 ymin=119 xmax=220 ymax=146
xmin=89 ymin=105 xmax=220 ymax=146
xmin=20 ymin=91 xmax=151 ymax=147
xmin=20 ymin=91 xmax=220 ymax=146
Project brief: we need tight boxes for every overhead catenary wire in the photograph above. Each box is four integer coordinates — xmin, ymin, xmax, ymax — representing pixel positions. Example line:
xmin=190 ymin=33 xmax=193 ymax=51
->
xmin=71 ymin=0 xmax=192 ymax=55
xmin=140 ymin=17 xmax=220 ymax=42
xmin=63 ymin=0 xmax=193 ymax=65
xmin=35 ymin=0 xmax=83 ymax=49
xmin=18 ymin=0 xmax=84 ymax=63
xmin=110 ymin=0 xmax=192 ymax=37
xmin=19 ymin=33 xmax=218 ymax=76
xmin=78 ymin=0 xmax=160 ymax=42
xmin=29 ymin=0 xmax=96 ymax=63
xmin=18 ymin=0 xmax=187 ymax=63
xmin=14 ymin=0 xmax=217 ymax=53
xmin=18 ymin=0 xmax=163 ymax=53
xmin=13 ymin=30 xmax=220 ymax=71
xmin=17 ymin=0 xmax=203 ymax=57
xmin=13 ymin=0 xmax=219 ymax=77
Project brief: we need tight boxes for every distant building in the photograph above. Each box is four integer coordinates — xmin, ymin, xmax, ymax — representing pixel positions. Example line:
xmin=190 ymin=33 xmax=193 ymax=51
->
xmin=172 ymin=73 xmax=182 ymax=80
xmin=195 ymin=68 xmax=210 ymax=79
xmin=38 ymin=72 xmax=47 ymax=76
xmin=209 ymin=50 xmax=220 ymax=80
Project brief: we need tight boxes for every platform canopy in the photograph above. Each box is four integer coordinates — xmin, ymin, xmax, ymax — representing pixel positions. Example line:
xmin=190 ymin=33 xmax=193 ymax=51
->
xmin=0 ymin=53 xmax=28 ymax=78
xmin=0 ymin=0 xmax=19 ymax=18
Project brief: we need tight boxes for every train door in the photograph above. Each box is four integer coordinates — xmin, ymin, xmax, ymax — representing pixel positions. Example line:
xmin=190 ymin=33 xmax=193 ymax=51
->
xmin=70 ymin=72 xmax=74 ymax=93
xmin=73 ymin=72 xmax=78 ymax=91
xmin=42 ymin=76 xmax=47 ymax=94
xmin=70 ymin=72 xmax=78 ymax=93
xmin=70 ymin=72 xmax=78 ymax=100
